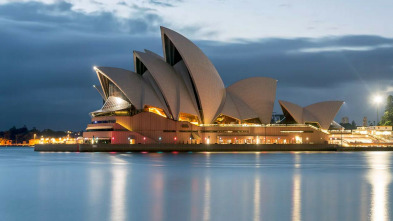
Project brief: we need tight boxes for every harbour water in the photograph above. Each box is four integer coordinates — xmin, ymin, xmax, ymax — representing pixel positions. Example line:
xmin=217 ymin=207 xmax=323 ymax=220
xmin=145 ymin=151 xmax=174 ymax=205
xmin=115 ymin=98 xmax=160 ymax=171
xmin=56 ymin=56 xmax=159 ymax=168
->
xmin=1 ymin=147 xmax=392 ymax=221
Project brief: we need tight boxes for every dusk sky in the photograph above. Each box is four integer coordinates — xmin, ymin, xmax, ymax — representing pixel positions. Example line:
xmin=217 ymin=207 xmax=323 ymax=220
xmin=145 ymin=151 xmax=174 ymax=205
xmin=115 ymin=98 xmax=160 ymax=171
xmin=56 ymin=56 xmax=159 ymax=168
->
xmin=1 ymin=0 xmax=393 ymax=131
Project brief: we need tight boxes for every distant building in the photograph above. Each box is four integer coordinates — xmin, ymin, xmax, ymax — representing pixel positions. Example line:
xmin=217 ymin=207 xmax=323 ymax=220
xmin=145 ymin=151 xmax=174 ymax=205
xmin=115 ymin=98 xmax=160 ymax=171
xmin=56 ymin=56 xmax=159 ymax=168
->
xmin=353 ymin=126 xmax=392 ymax=136
xmin=29 ymin=136 xmax=83 ymax=145
xmin=363 ymin=117 xmax=368 ymax=127
xmin=341 ymin=117 xmax=349 ymax=124
xmin=0 ymin=138 xmax=12 ymax=145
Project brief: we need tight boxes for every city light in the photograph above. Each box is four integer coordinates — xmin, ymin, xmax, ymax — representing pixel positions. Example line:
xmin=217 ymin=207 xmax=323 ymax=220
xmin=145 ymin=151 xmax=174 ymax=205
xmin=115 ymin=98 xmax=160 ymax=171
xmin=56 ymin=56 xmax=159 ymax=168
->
xmin=373 ymin=94 xmax=384 ymax=125
xmin=373 ymin=95 xmax=383 ymax=104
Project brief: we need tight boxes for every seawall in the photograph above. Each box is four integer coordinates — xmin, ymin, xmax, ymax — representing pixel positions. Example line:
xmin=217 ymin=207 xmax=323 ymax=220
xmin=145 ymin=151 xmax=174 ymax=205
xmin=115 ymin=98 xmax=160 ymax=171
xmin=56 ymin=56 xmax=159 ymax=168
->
xmin=34 ymin=144 xmax=340 ymax=152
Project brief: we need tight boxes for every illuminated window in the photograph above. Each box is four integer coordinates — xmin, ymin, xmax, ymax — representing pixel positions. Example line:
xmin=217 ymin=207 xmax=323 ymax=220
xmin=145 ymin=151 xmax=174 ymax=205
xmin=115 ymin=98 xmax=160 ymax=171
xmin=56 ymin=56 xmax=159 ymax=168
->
xmin=214 ymin=114 xmax=240 ymax=124
xmin=243 ymin=118 xmax=262 ymax=125
xmin=144 ymin=105 xmax=167 ymax=118
xmin=179 ymin=113 xmax=199 ymax=125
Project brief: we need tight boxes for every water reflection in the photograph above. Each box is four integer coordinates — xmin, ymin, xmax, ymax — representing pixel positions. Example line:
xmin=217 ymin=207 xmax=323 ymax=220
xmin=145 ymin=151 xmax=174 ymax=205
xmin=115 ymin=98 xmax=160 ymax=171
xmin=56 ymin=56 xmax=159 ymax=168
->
xmin=255 ymin=152 xmax=260 ymax=168
xmin=366 ymin=152 xmax=392 ymax=221
xmin=253 ymin=176 xmax=260 ymax=221
xmin=203 ymin=153 xmax=211 ymax=221
xmin=110 ymin=156 xmax=127 ymax=221
xmin=292 ymin=154 xmax=301 ymax=221
xmin=202 ymin=176 xmax=211 ymax=221
xmin=5 ymin=149 xmax=393 ymax=221
xmin=88 ymin=168 xmax=104 ymax=221
xmin=151 ymin=167 xmax=164 ymax=221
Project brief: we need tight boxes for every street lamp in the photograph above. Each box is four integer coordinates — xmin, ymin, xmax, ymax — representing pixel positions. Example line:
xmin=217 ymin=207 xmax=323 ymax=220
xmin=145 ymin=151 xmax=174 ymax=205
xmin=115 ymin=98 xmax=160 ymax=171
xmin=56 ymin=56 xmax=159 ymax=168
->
xmin=373 ymin=95 xmax=383 ymax=125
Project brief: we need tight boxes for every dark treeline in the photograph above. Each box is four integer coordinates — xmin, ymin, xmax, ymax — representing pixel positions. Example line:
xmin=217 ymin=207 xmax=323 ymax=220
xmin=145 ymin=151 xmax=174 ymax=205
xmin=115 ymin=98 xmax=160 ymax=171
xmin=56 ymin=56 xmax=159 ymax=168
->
xmin=0 ymin=126 xmax=78 ymax=143
xmin=340 ymin=120 xmax=357 ymax=130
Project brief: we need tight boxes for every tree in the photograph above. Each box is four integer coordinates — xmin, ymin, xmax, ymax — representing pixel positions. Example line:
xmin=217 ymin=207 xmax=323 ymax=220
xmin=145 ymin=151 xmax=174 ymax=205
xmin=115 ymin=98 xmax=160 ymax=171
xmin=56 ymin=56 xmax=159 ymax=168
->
xmin=379 ymin=95 xmax=393 ymax=126
xmin=340 ymin=122 xmax=357 ymax=130
xmin=351 ymin=120 xmax=356 ymax=128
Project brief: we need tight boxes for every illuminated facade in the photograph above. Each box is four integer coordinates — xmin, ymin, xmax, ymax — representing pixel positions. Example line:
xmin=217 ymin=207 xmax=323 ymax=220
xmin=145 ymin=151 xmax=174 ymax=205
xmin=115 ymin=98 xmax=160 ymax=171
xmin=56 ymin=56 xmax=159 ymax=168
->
xmin=0 ymin=138 xmax=12 ymax=145
xmin=83 ymin=27 xmax=343 ymax=145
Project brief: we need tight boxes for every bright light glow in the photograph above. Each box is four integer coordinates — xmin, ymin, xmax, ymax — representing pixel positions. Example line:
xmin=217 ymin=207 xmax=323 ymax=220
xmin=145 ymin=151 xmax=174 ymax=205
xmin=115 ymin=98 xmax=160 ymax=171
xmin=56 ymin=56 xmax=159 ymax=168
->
xmin=93 ymin=66 xmax=98 ymax=71
xmin=114 ymin=97 xmax=124 ymax=105
xmin=376 ymin=131 xmax=392 ymax=136
xmin=281 ymin=131 xmax=305 ymax=133
xmin=374 ymin=95 xmax=383 ymax=104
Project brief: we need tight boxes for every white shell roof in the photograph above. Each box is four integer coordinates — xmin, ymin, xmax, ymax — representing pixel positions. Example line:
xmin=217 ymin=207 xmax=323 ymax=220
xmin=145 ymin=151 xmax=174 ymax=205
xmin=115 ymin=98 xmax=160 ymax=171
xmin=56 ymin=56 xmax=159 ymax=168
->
xmin=279 ymin=100 xmax=344 ymax=129
xmin=95 ymin=67 xmax=165 ymax=110
xmin=133 ymin=51 xmax=198 ymax=120
xmin=91 ymin=27 xmax=345 ymax=128
xmin=227 ymin=77 xmax=277 ymax=124
xmin=220 ymin=92 xmax=241 ymax=120
xmin=91 ymin=96 xmax=131 ymax=114
xmin=278 ymin=100 xmax=303 ymax=123
xmin=173 ymin=60 xmax=201 ymax=119
xmin=161 ymin=27 xmax=225 ymax=124
xmin=304 ymin=101 xmax=344 ymax=129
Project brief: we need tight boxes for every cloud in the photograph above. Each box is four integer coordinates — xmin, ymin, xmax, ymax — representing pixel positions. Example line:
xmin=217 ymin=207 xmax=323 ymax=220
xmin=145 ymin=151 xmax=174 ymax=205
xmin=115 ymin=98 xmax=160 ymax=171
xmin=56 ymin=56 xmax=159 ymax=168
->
xmin=0 ymin=1 xmax=392 ymax=130
xmin=0 ymin=1 xmax=164 ymax=130
xmin=201 ymin=35 xmax=393 ymax=89
xmin=290 ymin=44 xmax=393 ymax=53
xmin=0 ymin=1 xmax=163 ymax=35
xmin=148 ymin=0 xmax=174 ymax=7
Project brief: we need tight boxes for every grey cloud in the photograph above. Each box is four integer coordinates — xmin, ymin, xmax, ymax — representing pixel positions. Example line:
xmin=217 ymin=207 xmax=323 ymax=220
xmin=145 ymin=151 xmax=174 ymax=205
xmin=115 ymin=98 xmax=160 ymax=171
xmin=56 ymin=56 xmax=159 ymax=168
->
xmin=0 ymin=1 xmax=392 ymax=130
xmin=198 ymin=35 xmax=393 ymax=89
xmin=148 ymin=0 xmax=174 ymax=7
xmin=0 ymin=1 xmax=164 ymax=130
xmin=0 ymin=1 xmax=162 ymax=34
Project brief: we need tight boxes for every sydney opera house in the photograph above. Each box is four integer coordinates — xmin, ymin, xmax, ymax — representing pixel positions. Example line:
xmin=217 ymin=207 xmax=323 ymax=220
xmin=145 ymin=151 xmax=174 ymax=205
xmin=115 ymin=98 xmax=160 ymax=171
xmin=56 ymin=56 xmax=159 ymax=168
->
xmin=83 ymin=27 xmax=343 ymax=145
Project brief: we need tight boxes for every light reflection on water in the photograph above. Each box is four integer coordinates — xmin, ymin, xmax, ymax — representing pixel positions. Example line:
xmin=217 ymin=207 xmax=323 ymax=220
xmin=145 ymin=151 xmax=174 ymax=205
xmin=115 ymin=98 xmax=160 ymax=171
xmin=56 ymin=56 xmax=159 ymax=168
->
xmin=292 ymin=154 xmax=301 ymax=221
xmin=366 ymin=152 xmax=392 ymax=221
xmin=253 ymin=175 xmax=260 ymax=221
xmin=109 ymin=156 xmax=127 ymax=221
xmin=1 ymin=148 xmax=393 ymax=221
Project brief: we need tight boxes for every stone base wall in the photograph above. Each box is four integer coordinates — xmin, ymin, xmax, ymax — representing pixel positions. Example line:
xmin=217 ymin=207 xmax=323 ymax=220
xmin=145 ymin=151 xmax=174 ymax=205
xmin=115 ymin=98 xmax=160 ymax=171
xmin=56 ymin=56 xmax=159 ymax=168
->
xmin=35 ymin=144 xmax=339 ymax=152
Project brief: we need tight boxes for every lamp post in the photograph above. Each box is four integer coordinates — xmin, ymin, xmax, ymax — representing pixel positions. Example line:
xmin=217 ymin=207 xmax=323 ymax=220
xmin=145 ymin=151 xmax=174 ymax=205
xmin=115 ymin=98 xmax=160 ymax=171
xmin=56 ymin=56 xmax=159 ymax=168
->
xmin=373 ymin=95 xmax=383 ymax=125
